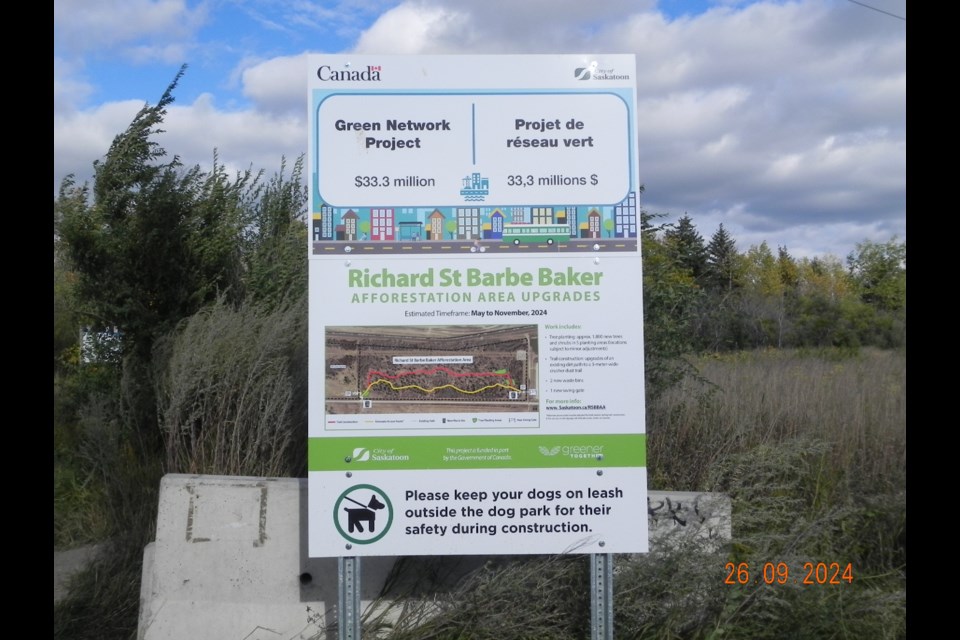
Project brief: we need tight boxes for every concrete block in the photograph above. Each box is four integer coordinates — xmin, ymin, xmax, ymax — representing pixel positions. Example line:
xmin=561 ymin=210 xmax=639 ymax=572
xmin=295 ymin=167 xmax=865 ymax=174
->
xmin=138 ymin=474 xmax=730 ymax=640
xmin=138 ymin=474 xmax=396 ymax=640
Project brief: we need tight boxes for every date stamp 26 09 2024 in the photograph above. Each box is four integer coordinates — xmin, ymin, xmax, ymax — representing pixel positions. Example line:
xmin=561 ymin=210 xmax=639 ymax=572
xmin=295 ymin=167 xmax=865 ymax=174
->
xmin=724 ymin=561 xmax=854 ymax=586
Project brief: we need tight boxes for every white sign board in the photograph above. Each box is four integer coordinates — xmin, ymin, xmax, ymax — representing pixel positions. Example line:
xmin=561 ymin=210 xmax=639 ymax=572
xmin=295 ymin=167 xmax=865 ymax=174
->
xmin=308 ymin=55 xmax=647 ymax=557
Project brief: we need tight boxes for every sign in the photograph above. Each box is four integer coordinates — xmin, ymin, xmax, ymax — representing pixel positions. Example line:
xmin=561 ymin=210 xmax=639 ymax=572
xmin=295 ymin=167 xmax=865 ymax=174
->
xmin=308 ymin=55 xmax=647 ymax=557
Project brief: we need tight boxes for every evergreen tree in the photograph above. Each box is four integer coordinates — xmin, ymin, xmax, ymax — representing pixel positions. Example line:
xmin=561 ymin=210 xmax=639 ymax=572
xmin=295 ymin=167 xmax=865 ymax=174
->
xmin=705 ymin=223 xmax=740 ymax=292
xmin=641 ymin=211 xmax=700 ymax=397
xmin=777 ymin=246 xmax=799 ymax=292
xmin=663 ymin=214 xmax=708 ymax=282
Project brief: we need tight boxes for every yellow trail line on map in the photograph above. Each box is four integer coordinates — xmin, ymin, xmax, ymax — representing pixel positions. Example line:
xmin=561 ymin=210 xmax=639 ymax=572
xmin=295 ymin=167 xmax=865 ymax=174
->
xmin=364 ymin=379 xmax=521 ymax=396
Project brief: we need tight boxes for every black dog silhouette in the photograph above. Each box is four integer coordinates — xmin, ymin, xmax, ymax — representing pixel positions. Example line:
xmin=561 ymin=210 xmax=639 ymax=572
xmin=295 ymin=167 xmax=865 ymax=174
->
xmin=345 ymin=494 xmax=386 ymax=533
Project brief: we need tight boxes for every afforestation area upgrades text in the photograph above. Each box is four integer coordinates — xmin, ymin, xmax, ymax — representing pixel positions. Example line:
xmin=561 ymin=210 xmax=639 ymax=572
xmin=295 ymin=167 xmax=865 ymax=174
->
xmin=347 ymin=266 xmax=604 ymax=304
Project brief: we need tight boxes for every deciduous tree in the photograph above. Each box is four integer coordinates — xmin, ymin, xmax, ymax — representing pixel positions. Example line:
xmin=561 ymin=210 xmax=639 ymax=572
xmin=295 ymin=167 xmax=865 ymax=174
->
xmin=846 ymin=237 xmax=906 ymax=312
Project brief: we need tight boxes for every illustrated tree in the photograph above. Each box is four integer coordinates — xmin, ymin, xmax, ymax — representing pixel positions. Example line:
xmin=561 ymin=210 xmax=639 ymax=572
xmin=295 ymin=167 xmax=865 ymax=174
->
xmin=604 ymin=218 xmax=614 ymax=237
xmin=446 ymin=219 xmax=458 ymax=239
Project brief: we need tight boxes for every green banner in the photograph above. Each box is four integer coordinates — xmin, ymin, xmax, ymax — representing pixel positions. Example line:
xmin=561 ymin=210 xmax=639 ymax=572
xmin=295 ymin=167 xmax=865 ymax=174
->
xmin=309 ymin=433 xmax=645 ymax=471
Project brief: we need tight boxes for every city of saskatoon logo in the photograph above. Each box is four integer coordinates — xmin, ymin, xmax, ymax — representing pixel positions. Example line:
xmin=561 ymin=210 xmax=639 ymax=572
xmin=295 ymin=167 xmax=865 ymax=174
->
xmin=574 ymin=61 xmax=598 ymax=80
xmin=333 ymin=484 xmax=393 ymax=545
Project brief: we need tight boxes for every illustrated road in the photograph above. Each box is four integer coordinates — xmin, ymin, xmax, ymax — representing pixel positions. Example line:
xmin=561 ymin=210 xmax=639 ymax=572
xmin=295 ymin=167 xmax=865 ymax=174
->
xmin=313 ymin=238 xmax=638 ymax=255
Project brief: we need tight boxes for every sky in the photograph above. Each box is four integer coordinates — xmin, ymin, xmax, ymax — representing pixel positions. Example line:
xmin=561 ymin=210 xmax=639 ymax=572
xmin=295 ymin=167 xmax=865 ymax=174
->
xmin=53 ymin=0 xmax=906 ymax=260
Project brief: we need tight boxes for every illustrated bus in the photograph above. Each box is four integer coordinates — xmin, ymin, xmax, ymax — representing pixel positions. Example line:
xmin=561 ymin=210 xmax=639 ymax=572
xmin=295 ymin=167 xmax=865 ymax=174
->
xmin=501 ymin=223 xmax=571 ymax=245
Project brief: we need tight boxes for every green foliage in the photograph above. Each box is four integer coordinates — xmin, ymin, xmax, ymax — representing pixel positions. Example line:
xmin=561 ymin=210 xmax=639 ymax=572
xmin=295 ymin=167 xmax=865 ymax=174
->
xmin=640 ymin=208 xmax=701 ymax=398
xmin=705 ymin=223 xmax=742 ymax=292
xmin=663 ymin=213 xmax=708 ymax=282
xmin=705 ymin=438 xmax=905 ymax=640
xmin=54 ymin=207 xmax=81 ymax=369
xmin=59 ymin=97 xmax=240 ymax=360
xmin=776 ymin=246 xmax=799 ymax=292
xmin=847 ymin=237 xmax=906 ymax=312
xmin=54 ymin=67 xmax=311 ymax=640
xmin=242 ymin=156 xmax=309 ymax=309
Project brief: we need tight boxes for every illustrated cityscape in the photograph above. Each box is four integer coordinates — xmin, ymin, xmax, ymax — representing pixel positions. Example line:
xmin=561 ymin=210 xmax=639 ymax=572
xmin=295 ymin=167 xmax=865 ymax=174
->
xmin=311 ymin=191 xmax=639 ymax=243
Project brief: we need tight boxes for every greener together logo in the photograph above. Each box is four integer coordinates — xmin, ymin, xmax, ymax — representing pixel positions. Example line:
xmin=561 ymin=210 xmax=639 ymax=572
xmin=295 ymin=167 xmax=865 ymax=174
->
xmin=538 ymin=444 xmax=604 ymax=460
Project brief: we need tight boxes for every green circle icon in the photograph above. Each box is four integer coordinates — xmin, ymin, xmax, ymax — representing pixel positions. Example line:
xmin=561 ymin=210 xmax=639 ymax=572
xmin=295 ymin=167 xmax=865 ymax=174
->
xmin=333 ymin=484 xmax=393 ymax=544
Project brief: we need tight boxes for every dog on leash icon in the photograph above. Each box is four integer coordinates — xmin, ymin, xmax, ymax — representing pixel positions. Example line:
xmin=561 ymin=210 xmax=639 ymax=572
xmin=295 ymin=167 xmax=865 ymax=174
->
xmin=333 ymin=485 xmax=393 ymax=544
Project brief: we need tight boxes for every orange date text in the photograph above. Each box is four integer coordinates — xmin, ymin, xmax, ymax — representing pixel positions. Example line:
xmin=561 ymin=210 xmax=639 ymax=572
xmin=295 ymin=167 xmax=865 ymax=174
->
xmin=724 ymin=562 xmax=854 ymax=585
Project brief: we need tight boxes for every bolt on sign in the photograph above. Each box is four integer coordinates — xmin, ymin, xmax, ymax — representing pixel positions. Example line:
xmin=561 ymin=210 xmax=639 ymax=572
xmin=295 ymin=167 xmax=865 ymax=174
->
xmin=307 ymin=55 xmax=648 ymax=557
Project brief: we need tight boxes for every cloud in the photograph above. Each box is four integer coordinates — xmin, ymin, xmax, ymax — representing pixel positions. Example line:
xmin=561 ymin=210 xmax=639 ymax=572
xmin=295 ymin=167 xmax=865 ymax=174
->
xmin=353 ymin=3 xmax=468 ymax=54
xmin=53 ymin=93 xmax=305 ymax=196
xmin=54 ymin=100 xmax=146 ymax=192
xmin=52 ymin=0 xmax=905 ymax=259
xmin=54 ymin=0 xmax=207 ymax=53
xmin=160 ymin=93 xmax=306 ymax=177
xmin=54 ymin=57 xmax=95 ymax=114
xmin=240 ymin=54 xmax=310 ymax=116
xmin=353 ymin=0 xmax=658 ymax=54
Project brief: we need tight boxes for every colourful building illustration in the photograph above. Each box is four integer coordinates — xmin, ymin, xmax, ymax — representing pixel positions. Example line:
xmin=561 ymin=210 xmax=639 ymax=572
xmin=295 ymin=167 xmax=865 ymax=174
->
xmin=428 ymin=209 xmax=445 ymax=240
xmin=614 ymin=191 xmax=638 ymax=238
xmin=562 ymin=207 xmax=578 ymax=238
xmin=456 ymin=207 xmax=481 ymax=239
xmin=489 ymin=209 xmax=505 ymax=239
xmin=309 ymin=192 xmax=639 ymax=245
xmin=342 ymin=210 xmax=359 ymax=241
xmin=371 ymin=208 xmax=395 ymax=241
xmin=586 ymin=209 xmax=601 ymax=238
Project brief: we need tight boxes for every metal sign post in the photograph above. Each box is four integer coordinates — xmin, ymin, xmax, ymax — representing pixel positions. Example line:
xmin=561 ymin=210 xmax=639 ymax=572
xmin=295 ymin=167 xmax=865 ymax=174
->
xmin=590 ymin=553 xmax=614 ymax=640
xmin=338 ymin=556 xmax=361 ymax=640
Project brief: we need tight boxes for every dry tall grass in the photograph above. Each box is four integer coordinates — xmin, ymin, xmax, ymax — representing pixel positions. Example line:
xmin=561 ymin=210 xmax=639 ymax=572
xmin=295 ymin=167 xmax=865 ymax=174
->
xmin=366 ymin=347 xmax=906 ymax=639
xmin=648 ymin=347 xmax=906 ymax=495
xmin=153 ymin=296 xmax=308 ymax=477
